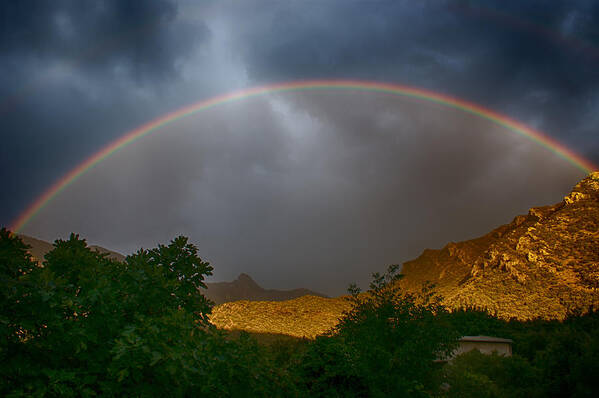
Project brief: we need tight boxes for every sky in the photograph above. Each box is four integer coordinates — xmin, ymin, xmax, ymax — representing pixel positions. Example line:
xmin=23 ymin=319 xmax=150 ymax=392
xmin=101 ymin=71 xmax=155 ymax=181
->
xmin=1 ymin=0 xmax=598 ymax=296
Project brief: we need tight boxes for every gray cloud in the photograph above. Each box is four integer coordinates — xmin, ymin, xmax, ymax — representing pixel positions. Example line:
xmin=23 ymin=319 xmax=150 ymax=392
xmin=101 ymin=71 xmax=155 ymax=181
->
xmin=24 ymin=91 xmax=585 ymax=295
xmin=0 ymin=0 xmax=214 ymax=224
xmin=219 ymin=0 xmax=599 ymax=160
xmin=0 ymin=0 xmax=205 ymax=80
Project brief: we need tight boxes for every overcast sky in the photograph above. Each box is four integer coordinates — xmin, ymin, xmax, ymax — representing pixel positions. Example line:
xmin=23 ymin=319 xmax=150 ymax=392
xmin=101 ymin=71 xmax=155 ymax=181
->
xmin=1 ymin=0 xmax=598 ymax=295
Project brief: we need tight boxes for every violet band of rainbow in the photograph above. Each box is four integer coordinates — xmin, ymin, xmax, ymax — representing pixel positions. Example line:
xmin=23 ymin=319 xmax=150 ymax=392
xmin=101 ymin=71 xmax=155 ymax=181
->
xmin=11 ymin=80 xmax=598 ymax=232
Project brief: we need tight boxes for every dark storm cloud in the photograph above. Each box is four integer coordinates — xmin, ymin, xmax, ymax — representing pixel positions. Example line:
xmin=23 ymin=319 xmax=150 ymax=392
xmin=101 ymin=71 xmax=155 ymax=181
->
xmin=224 ymin=0 xmax=599 ymax=161
xmin=0 ymin=0 xmax=204 ymax=79
xmin=0 ymin=0 xmax=209 ymax=226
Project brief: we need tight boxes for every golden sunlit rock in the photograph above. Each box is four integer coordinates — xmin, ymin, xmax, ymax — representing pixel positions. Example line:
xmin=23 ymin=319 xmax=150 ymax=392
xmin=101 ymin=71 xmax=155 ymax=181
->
xmin=401 ymin=172 xmax=599 ymax=319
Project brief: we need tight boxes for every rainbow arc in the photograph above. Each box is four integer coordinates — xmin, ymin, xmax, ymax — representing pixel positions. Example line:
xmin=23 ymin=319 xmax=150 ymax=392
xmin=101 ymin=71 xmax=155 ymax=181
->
xmin=11 ymin=80 xmax=597 ymax=232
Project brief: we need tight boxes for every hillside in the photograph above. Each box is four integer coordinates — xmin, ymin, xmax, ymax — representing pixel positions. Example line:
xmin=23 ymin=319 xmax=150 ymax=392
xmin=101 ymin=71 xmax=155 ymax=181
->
xmin=400 ymin=171 xmax=599 ymax=319
xmin=209 ymin=295 xmax=352 ymax=338
xmin=203 ymin=273 xmax=327 ymax=304
xmin=19 ymin=234 xmax=125 ymax=263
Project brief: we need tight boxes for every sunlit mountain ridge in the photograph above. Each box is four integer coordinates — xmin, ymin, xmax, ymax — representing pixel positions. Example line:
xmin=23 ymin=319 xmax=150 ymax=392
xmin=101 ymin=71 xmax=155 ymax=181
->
xmin=400 ymin=171 xmax=599 ymax=320
xmin=211 ymin=172 xmax=599 ymax=336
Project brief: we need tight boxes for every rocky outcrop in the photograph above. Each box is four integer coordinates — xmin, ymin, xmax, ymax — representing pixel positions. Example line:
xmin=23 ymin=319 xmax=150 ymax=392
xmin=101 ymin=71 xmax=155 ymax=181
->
xmin=401 ymin=172 xmax=599 ymax=319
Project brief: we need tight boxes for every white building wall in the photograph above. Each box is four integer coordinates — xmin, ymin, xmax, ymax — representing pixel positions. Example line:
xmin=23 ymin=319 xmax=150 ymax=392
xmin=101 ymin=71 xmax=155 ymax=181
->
xmin=454 ymin=341 xmax=512 ymax=357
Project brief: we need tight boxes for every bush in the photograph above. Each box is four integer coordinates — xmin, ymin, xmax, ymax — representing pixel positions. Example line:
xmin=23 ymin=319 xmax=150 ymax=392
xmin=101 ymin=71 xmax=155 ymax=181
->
xmin=441 ymin=350 xmax=541 ymax=398
xmin=294 ymin=265 xmax=459 ymax=397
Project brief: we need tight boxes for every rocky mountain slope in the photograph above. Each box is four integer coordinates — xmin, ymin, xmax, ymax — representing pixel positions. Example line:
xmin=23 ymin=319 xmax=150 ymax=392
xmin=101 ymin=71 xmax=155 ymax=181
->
xmin=400 ymin=171 xmax=599 ymax=319
xmin=202 ymin=273 xmax=326 ymax=304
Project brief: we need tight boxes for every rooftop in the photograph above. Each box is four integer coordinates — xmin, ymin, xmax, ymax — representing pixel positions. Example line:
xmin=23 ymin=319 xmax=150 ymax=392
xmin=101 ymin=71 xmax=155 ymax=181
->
xmin=459 ymin=335 xmax=513 ymax=343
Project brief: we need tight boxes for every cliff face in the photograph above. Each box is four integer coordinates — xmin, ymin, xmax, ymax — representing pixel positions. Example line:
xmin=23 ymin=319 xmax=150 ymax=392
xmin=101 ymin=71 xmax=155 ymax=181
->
xmin=401 ymin=172 xmax=599 ymax=319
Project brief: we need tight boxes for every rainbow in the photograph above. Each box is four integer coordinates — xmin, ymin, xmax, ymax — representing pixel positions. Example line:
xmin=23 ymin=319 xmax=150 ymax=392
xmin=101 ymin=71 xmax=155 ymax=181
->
xmin=11 ymin=80 xmax=597 ymax=232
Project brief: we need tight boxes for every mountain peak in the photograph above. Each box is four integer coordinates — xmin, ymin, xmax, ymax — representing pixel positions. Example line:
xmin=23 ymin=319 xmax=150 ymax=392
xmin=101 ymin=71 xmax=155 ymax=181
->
xmin=564 ymin=171 xmax=599 ymax=204
xmin=237 ymin=273 xmax=254 ymax=282
xmin=235 ymin=273 xmax=260 ymax=289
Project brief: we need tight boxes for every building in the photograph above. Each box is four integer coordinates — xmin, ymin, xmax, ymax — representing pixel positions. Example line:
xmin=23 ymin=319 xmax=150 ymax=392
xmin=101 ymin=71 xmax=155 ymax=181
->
xmin=455 ymin=335 xmax=513 ymax=357
xmin=437 ymin=335 xmax=513 ymax=362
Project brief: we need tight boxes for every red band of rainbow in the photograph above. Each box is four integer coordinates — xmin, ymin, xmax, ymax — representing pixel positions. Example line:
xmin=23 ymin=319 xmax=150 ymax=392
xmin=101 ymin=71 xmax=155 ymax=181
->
xmin=11 ymin=80 xmax=597 ymax=232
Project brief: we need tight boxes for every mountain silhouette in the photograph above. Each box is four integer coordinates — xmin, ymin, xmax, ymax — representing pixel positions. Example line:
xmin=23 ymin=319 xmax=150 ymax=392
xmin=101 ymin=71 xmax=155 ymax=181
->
xmin=203 ymin=273 xmax=327 ymax=304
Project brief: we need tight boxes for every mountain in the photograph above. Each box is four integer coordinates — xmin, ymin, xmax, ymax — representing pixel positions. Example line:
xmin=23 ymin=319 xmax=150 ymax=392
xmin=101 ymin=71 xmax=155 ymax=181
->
xmin=211 ymin=172 xmax=599 ymax=336
xmin=18 ymin=234 xmax=125 ymax=263
xmin=400 ymin=171 xmax=599 ymax=319
xmin=203 ymin=273 xmax=327 ymax=304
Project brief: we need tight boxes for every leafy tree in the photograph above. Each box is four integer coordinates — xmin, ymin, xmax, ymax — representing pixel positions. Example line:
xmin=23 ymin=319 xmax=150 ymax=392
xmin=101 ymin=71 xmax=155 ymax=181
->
xmin=441 ymin=350 xmax=541 ymax=398
xmin=0 ymin=228 xmax=41 ymax=394
xmin=295 ymin=264 xmax=459 ymax=397
xmin=295 ymin=335 xmax=367 ymax=397
xmin=123 ymin=236 xmax=214 ymax=323
xmin=533 ymin=318 xmax=599 ymax=398
xmin=0 ymin=227 xmax=37 ymax=341
xmin=0 ymin=231 xmax=258 ymax=396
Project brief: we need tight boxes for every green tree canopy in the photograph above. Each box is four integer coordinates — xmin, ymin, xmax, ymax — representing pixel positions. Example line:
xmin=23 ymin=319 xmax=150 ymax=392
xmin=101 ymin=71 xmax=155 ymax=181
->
xmin=296 ymin=264 xmax=459 ymax=397
xmin=0 ymin=230 xmax=276 ymax=396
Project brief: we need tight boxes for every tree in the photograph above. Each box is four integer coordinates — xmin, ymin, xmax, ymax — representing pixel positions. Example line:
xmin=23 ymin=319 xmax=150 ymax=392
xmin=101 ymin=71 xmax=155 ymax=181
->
xmin=296 ymin=264 xmax=459 ymax=397
xmin=441 ymin=350 xmax=541 ymax=398
xmin=0 ymin=227 xmax=38 ymax=340
xmin=0 ymin=228 xmax=40 ymax=391
xmin=0 ymin=231 xmax=228 ymax=396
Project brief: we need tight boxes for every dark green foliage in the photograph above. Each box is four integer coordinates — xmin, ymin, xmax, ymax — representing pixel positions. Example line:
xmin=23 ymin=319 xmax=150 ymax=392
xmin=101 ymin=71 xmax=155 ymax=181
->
xmin=295 ymin=335 xmax=367 ymax=397
xmin=2 ymin=228 xmax=599 ymax=397
xmin=532 ymin=316 xmax=599 ymax=398
xmin=293 ymin=265 xmax=460 ymax=397
xmin=0 ymin=228 xmax=38 ymax=349
xmin=442 ymin=307 xmax=509 ymax=339
xmin=0 ymin=229 xmax=281 ymax=397
xmin=441 ymin=308 xmax=599 ymax=398
xmin=442 ymin=350 xmax=541 ymax=398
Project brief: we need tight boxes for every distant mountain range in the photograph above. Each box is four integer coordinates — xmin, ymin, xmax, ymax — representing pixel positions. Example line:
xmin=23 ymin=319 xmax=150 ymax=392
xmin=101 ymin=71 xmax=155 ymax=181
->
xmin=17 ymin=234 xmax=325 ymax=305
xmin=201 ymin=273 xmax=327 ymax=305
